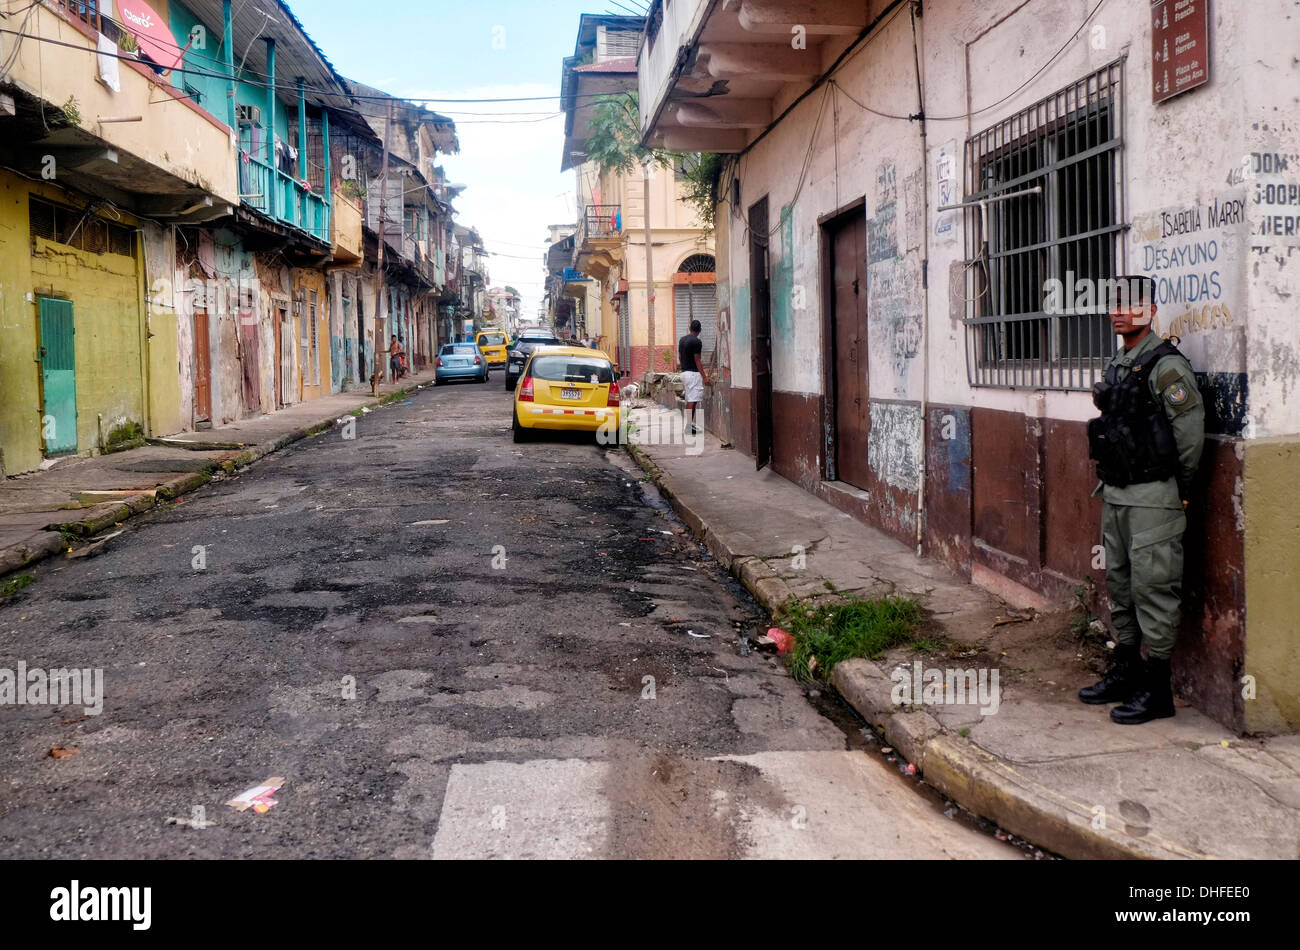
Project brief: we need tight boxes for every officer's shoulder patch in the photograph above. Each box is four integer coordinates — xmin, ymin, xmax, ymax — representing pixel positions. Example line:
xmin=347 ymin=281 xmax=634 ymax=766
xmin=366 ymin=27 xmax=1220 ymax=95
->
xmin=1164 ymin=383 xmax=1190 ymax=407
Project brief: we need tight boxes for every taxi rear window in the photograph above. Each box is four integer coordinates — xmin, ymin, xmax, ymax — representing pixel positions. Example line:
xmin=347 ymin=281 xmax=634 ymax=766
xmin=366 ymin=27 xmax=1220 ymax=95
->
xmin=529 ymin=355 xmax=614 ymax=384
xmin=479 ymin=333 xmax=506 ymax=345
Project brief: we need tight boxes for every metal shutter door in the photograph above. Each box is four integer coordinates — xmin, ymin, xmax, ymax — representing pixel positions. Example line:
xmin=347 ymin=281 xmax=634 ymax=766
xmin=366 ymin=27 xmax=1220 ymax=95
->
xmin=673 ymin=282 xmax=717 ymax=366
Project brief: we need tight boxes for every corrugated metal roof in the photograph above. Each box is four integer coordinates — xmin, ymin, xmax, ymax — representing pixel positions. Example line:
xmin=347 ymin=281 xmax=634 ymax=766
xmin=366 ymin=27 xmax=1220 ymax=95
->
xmin=178 ymin=0 xmax=352 ymax=111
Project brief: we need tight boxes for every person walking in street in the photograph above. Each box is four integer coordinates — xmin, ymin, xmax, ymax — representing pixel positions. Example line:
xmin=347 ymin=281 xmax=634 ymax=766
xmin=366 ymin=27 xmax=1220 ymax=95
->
xmin=388 ymin=335 xmax=406 ymax=382
xmin=678 ymin=319 xmax=709 ymax=435
xmin=1080 ymin=275 xmax=1205 ymax=725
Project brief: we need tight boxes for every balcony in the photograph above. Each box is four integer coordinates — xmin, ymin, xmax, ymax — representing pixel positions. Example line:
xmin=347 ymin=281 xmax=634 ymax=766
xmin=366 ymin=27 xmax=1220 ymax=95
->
xmin=239 ymin=155 xmax=330 ymax=243
xmin=638 ymin=0 xmax=875 ymax=152
xmin=331 ymin=191 xmax=363 ymax=262
xmin=2 ymin=0 xmax=238 ymax=215
xmin=578 ymin=205 xmax=622 ymax=251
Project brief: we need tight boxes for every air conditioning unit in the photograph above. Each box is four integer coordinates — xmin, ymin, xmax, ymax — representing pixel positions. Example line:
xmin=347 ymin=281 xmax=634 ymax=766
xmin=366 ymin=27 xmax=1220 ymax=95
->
xmin=236 ymin=104 xmax=262 ymax=125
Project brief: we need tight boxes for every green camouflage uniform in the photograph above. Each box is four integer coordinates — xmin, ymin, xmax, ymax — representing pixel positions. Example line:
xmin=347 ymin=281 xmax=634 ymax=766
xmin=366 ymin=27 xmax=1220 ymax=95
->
xmin=1092 ymin=332 xmax=1205 ymax=660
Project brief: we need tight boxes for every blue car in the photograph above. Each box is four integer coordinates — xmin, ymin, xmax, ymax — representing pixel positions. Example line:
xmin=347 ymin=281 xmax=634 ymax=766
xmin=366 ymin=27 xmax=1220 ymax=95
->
xmin=435 ymin=342 xmax=490 ymax=384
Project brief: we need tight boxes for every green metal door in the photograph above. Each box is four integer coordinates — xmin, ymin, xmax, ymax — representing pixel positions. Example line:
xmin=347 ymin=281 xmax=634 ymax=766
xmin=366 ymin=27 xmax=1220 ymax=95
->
xmin=38 ymin=297 xmax=77 ymax=456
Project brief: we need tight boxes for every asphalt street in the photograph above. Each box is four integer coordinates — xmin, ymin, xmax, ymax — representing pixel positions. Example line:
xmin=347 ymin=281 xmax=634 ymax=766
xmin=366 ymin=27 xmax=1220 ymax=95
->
xmin=0 ymin=380 xmax=1018 ymax=859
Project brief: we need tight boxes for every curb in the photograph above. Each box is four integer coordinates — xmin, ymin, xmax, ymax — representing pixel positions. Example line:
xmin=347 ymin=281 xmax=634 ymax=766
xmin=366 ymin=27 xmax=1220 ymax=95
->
xmin=627 ymin=443 xmax=797 ymax=616
xmin=0 ymin=395 xmax=409 ymax=580
xmin=626 ymin=441 xmax=1194 ymax=861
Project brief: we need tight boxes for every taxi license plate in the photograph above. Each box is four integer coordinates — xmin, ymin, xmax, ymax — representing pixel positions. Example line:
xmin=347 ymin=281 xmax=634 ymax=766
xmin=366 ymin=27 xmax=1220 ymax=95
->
xmin=561 ymin=389 xmax=582 ymax=400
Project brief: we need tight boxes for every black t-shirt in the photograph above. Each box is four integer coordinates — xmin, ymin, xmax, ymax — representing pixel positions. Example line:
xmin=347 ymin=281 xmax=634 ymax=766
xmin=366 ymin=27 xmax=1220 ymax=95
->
xmin=678 ymin=333 xmax=702 ymax=374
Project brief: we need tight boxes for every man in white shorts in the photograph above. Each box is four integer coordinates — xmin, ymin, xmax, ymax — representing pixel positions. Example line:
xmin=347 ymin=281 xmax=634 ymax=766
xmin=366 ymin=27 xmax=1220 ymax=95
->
xmin=677 ymin=319 xmax=709 ymax=435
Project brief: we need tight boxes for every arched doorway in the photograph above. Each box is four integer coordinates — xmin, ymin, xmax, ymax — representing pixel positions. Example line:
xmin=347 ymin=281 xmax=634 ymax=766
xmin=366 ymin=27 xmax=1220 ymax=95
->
xmin=673 ymin=254 xmax=717 ymax=366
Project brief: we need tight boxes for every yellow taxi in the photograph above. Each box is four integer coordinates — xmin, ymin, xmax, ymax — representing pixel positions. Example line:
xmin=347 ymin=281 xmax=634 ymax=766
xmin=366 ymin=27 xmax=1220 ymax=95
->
xmin=512 ymin=345 xmax=624 ymax=443
xmin=475 ymin=329 xmax=511 ymax=368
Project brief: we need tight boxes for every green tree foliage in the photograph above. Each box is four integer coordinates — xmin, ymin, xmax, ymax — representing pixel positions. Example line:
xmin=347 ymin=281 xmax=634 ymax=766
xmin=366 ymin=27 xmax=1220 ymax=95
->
xmin=583 ymin=93 xmax=724 ymax=230
xmin=584 ymin=93 xmax=669 ymax=176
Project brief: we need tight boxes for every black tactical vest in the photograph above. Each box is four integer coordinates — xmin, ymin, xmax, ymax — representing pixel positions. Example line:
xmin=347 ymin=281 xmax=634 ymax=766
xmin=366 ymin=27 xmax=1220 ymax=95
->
xmin=1087 ymin=340 xmax=1185 ymax=487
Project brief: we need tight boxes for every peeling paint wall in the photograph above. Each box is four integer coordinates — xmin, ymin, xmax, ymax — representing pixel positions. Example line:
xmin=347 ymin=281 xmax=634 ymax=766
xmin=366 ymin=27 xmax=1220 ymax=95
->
xmin=29 ymin=218 xmax=146 ymax=457
xmin=293 ymin=268 xmax=329 ymax=402
xmin=140 ymin=222 xmax=181 ymax=438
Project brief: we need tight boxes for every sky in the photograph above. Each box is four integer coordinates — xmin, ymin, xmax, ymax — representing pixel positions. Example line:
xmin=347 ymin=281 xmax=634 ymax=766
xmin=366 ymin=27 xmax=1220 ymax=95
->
xmin=291 ymin=0 xmax=631 ymax=317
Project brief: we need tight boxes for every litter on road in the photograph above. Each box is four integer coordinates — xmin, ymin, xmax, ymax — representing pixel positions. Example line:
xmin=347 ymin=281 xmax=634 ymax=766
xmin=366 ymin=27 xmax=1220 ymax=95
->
xmin=226 ymin=777 xmax=285 ymax=814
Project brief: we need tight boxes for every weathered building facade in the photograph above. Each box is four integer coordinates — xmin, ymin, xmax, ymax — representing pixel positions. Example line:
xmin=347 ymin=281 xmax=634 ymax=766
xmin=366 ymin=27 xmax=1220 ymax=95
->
xmin=560 ymin=13 xmax=716 ymax=375
xmin=638 ymin=0 xmax=1299 ymax=733
xmin=1 ymin=0 xmax=468 ymax=470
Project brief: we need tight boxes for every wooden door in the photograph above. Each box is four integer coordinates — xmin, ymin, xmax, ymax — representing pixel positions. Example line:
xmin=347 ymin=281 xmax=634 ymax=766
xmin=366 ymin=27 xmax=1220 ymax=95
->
xmin=830 ymin=212 xmax=870 ymax=489
xmin=273 ymin=305 xmax=283 ymax=408
xmin=749 ymin=198 xmax=772 ymax=470
xmin=193 ymin=307 xmax=212 ymax=424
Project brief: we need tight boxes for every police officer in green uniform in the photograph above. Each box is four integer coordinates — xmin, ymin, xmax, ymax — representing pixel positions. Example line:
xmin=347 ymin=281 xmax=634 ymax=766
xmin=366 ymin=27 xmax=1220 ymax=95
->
xmin=1079 ymin=276 xmax=1204 ymax=725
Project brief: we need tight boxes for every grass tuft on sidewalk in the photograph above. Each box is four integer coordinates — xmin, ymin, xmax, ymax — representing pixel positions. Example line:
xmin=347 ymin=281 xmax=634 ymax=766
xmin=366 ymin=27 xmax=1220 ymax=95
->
xmin=780 ymin=596 xmax=924 ymax=682
xmin=0 ymin=574 xmax=35 ymax=599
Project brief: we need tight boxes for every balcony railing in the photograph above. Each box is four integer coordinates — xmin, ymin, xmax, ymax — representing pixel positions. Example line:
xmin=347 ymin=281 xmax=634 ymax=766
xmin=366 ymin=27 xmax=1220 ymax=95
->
xmin=578 ymin=204 xmax=622 ymax=250
xmin=55 ymin=0 xmax=110 ymax=34
xmin=239 ymin=154 xmax=330 ymax=243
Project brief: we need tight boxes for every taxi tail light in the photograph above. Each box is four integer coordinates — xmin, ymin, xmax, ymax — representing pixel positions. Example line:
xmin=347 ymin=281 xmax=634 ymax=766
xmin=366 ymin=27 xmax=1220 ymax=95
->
xmin=607 ymin=379 xmax=621 ymax=407
xmin=519 ymin=377 xmax=534 ymax=402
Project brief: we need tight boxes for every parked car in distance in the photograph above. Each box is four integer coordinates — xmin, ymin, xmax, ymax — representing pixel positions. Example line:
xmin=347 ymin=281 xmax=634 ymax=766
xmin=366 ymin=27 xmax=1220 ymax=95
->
xmin=475 ymin=330 xmax=510 ymax=368
xmin=512 ymin=346 xmax=623 ymax=444
xmin=435 ymin=342 xmax=489 ymax=384
xmin=504 ymin=327 xmax=562 ymax=391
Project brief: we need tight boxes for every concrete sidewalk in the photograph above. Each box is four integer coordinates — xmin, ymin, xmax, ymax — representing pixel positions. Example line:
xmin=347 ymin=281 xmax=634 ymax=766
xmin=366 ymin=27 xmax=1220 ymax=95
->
xmin=0 ymin=372 xmax=434 ymax=577
xmin=627 ymin=405 xmax=1300 ymax=860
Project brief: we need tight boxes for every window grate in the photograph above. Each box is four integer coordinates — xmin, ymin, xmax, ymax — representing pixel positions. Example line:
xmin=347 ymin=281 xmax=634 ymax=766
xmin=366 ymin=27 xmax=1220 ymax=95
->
xmin=963 ymin=59 xmax=1125 ymax=391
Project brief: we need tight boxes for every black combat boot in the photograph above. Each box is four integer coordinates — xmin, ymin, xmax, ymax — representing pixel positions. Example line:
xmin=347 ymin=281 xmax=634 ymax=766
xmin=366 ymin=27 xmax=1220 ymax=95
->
xmin=1110 ymin=657 xmax=1176 ymax=725
xmin=1078 ymin=641 xmax=1142 ymax=705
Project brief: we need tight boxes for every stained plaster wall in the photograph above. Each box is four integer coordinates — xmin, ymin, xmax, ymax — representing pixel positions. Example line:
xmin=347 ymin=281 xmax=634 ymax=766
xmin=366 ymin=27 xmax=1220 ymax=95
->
xmin=0 ymin=172 xmax=148 ymax=471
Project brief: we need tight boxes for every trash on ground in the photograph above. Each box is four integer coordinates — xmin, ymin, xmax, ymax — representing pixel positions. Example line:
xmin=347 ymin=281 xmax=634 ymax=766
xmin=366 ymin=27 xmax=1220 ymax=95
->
xmin=226 ymin=777 xmax=285 ymax=814
xmin=618 ymin=622 xmax=632 ymax=627
xmin=47 ymin=747 xmax=78 ymax=759
xmin=765 ymin=627 xmax=794 ymax=655
xmin=65 ymin=530 xmax=124 ymax=560
xmin=409 ymin=520 xmax=450 ymax=526
xmin=903 ymin=762 xmax=917 ymax=775
xmin=687 ymin=630 xmax=710 ymax=639
xmin=166 ymin=814 xmax=215 ymax=830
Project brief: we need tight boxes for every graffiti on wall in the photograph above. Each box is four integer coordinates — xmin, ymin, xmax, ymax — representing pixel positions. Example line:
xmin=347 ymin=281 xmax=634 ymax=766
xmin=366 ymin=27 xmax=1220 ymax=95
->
xmin=1130 ymin=188 xmax=1248 ymax=434
xmin=867 ymin=401 xmax=922 ymax=494
xmin=866 ymin=163 xmax=923 ymax=400
xmin=715 ymin=280 xmax=732 ymax=383
xmin=868 ymin=164 xmax=898 ymax=263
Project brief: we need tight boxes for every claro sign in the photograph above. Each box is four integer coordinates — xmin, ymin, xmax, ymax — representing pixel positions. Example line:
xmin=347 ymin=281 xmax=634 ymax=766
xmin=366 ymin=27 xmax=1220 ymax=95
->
xmin=116 ymin=0 xmax=184 ymax=71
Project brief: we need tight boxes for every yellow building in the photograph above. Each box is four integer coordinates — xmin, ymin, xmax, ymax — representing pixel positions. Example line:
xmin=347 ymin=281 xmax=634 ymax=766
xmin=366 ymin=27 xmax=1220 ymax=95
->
xmin=0 ymin=0 xmax=236 ymax=475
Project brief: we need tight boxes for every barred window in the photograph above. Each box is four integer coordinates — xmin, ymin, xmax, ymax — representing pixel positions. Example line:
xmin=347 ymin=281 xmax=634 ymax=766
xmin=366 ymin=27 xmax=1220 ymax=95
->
xmin=29 ymin=197 xmax=136 ymax=258
xmin=963 ymin=60 xmax=1125 ymax=390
